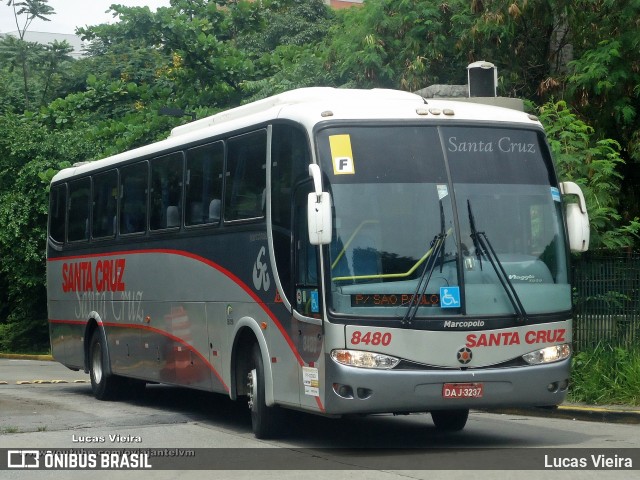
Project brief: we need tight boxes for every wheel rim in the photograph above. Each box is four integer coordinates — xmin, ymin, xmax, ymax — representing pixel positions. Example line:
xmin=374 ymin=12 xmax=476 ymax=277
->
xmin=247 ymin=368 xmax=257 ymax=411
xmin=92 ymin=341 xmax=103 ymax=384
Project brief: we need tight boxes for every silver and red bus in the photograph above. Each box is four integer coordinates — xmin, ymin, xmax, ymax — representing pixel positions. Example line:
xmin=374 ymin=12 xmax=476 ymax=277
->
xmin=47 ymin=87 xmax=589 ymax=437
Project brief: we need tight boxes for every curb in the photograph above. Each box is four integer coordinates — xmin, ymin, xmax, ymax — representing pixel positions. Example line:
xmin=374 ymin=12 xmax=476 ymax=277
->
xmin=486 ymin=405 xmax=640 ymax=425
xmin=0 ymin=353 xmax=54 ymax=361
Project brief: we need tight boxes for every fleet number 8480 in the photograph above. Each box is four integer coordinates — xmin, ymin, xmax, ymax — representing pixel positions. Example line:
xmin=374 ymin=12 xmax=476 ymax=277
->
xmin=350 ymin=330 xmax=392 ymax=346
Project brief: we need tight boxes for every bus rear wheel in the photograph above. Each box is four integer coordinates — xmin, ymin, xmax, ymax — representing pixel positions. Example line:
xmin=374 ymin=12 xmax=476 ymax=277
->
xmin=431 ymin=409 xmax=469 ymax=432
xmin=89 ymin=329 xmax=125 ymax=400
xmin=247 ymin=343 xmax=281 ymax=439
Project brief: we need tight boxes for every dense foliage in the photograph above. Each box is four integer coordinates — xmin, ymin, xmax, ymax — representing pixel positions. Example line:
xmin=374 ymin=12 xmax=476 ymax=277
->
xmin=0 ymin=0 xmax=639 ymax=352
xmin=570 ymin=343 xmax=640 ymax=405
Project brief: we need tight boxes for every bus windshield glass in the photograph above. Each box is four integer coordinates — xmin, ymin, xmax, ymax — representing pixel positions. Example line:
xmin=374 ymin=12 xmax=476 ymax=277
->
xmin=317 ymin=124 xmax=570 ymax=319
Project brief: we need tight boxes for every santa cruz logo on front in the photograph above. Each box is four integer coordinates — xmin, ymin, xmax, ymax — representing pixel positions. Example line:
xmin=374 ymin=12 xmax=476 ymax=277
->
xmin=465 ymin=328 xmax=567 ymax=348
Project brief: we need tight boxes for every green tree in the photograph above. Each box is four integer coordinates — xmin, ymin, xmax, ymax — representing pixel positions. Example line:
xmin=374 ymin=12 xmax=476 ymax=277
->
xmin=565 ymin=0 xmax=640 ymax=221
xmin=4 ymin=0 xmax=55 ymax=109
xmin=6 ymin=0 xmax=54 ymax=38
xmin=77 ymin=2 xmax=251 ymax=109
xmin=0 ymin=34 xmax=44 ymax=111
xmin=538 ymin=100 xmax=640 ymax=249
xmin=327 ymin=0 xmax=466 ymax=90
xmin=39 ymin=40 xmax=74 ymax=106
xmin=239 ymin=0 xmax=336 ymax=100
xmin=0 ymin=114 xmax=93 ymax=352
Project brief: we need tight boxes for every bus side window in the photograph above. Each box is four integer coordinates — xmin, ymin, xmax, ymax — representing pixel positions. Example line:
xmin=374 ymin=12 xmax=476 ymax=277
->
xmin=49 ymin=183 xmax=67 ymax=243
xmin=92 ymin=170 xmax=118 ymax=239
xmin=225 ymin=130 xmax=267 ymax=221
xmin=185 ymin=141 xmax=224 ymax=226
xmin=67 ymin=178 xmax=91 ymax=242
xmin=119 ymin=162 xmax=148 ymax=235
xmin=150 ymin=152 xmax=184 ymax=230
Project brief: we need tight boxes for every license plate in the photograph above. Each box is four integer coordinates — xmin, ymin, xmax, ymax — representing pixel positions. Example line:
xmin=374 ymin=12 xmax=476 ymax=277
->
xmin=442 ymin=383 xmax=484 ymax=399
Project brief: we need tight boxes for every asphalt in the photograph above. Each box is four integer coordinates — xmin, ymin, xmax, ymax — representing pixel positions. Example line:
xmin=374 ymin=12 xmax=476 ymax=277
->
xmin=2 ymin=353 xmax=639 ymax=425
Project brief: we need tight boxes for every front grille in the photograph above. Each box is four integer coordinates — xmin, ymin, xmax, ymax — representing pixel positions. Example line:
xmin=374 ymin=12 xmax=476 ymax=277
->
xmin=394 ymin=356 xmax=528 ymax=371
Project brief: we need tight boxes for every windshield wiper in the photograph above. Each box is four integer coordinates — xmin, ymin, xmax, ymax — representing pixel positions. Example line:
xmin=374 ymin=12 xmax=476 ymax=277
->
xmin=467 ymin=200 xmax=528 ymax=323
xmin=402 ymin=201 xmax=447 ymax=327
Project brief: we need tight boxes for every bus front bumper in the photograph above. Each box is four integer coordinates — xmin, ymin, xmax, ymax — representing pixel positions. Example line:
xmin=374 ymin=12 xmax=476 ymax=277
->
xmin=323 ymin=355 xmax=570 ymax=415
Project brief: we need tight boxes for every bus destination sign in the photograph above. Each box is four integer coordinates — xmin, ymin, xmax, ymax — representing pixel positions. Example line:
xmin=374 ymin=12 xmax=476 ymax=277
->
xmin=351 ymin=294 xmax=440 ymax=307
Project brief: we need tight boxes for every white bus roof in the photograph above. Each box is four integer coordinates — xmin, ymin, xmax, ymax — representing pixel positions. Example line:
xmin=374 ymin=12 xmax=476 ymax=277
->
xmin=51 ymin=87 xmax=540 ymax=183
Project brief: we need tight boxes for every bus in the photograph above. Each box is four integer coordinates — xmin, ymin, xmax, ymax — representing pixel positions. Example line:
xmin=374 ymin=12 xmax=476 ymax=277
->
xmin=47 ymin=87 xmax=590 ymax=438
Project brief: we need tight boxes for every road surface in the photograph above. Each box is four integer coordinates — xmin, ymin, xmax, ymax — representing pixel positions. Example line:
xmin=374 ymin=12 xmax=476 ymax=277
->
xmin=0 ymin=359 xmax=638 ymax=479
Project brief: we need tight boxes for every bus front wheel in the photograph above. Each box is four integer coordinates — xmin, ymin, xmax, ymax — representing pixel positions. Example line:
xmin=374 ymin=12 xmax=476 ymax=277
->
xmin=431 ymin=409 xmax=469 ymax=432
xmin=247 ymin=343 xmax=281 ymax=439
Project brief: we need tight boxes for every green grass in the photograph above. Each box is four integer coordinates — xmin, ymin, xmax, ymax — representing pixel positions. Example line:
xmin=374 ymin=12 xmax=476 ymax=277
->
xmin=1 ymin=426 xmax=20 ymax=434
xmin=569 ymin=342 xmax=640 ymax=405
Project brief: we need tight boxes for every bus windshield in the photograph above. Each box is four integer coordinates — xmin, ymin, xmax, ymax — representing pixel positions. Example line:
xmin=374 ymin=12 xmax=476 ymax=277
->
xmin=317 ymin=124 xmax=570 ymax=319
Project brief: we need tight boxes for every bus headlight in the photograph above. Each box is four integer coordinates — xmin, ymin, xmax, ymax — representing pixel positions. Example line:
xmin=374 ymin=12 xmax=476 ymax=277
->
xmin=522 ymin=344 xmax=571 ymax=365
xmin=331 ymin=349 xmax=400 ymax=369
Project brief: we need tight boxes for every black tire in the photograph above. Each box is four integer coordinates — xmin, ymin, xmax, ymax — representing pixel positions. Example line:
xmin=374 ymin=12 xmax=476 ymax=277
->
xmin=431 ymin=409 xmax=469 ymax=432
xmin=247 ymin=343 xmax=281 ymax=439
xmin=88 ymin=329 xmax=126 ymax=400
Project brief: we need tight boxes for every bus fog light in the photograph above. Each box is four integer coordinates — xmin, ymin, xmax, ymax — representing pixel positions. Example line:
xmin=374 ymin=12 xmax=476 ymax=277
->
xmin=332 ymin=383 xmax=354 ymax=399
xmin=522 ymin=344 xmax=571 ymax=365
xmin=331 ymin=349 xmax=399 ymax=369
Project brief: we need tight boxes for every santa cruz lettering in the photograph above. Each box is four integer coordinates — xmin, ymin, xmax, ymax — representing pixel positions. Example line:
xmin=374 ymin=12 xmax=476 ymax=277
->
xmin=465 ymin=328 xmax=566 ymax=348
xmin=447 ymin=136 xmax=536 ymax=154
xmin=62 ymin=259 xmax=126 ymax=293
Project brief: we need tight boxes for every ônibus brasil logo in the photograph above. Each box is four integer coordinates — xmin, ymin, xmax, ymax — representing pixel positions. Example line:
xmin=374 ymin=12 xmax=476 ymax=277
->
xmin=457 ymin=347 xmax=473 ymax=365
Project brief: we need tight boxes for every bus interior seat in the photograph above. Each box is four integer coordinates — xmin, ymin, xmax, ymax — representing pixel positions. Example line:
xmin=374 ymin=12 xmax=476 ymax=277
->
xmin=209 ymin=199 xmax=221 ymax=222
xmin=166 ymin=205 xmax=180 ymax=228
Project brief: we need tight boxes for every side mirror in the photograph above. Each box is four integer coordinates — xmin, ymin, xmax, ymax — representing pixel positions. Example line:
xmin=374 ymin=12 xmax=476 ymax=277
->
xmin=559 ymin=181 xmax=590 ymax=252
xmin=308 ymin=164 xmax=332 ymax=245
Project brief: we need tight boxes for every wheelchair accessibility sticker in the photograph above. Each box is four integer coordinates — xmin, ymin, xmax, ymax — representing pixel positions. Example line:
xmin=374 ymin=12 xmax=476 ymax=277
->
xmin=310 ymin=290 xmax=320 ymax=313
xmin=440 ymin=287 xmax=461 ymax=308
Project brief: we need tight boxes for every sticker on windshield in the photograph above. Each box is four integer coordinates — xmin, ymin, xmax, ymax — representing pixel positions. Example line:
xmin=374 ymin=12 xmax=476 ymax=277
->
xmin=551 ymin=187 xmax=561 ymax=202
xmin=329 ymin=134 xmax=355 ymax=175
xmin=440 ymin=286 xmax=461 ymax=308
xmin=310 ymin=290 xmax=319 ymax=313
xmin=437 ymin=184 xmax=449 ymax=200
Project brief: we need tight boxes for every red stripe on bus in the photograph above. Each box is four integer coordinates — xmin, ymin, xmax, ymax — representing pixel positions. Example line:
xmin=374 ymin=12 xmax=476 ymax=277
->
xmin=49 ymin=318 xmax=229 ymax=392
xmin=49 ymin=318 xmax=92 ymax=325
xmin=48 ymin=248 xmax=306 ymax=367
xmin=103 ymin=321 xmax=229 ymax=391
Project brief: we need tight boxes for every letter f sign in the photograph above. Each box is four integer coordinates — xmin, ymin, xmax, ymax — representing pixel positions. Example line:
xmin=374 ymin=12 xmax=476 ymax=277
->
xmin=334 ymin=156 xmax=355 ymax=175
